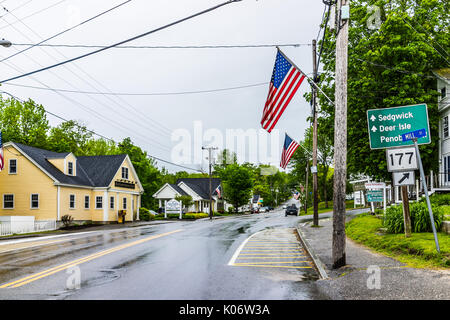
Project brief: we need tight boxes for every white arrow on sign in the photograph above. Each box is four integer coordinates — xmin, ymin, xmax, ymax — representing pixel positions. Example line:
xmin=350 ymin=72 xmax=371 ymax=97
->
xmin=393 ymin=171 xmax=415 ymax=186
xmin=371 ymin=126 xmax=377 ymax=132
xmin=370 ymin=115 xmax=376 ymax=122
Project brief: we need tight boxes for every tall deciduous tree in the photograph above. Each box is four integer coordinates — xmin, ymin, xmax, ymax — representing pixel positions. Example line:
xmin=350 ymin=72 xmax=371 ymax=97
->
xmin=317 ymin=0 xmax=449 ymax=180
xmin=0 ymin=97 xmax=49 ymax=149
xmin=220 ymin=164 xmax=253 ymax=212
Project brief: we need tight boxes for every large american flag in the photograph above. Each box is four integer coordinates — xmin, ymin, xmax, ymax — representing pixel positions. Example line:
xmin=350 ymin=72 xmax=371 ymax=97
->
xmin=261 ymin=49 xmax=306 ymax=133
xmin=0 ymin=132 xmax=4 ymax=172
xmin=280 ymin=133 xmax=299 ymax=169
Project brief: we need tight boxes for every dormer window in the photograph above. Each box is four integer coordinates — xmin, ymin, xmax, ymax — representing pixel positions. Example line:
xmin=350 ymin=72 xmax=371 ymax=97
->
xmin=68 ymin=162 xmax=73 ymax=175
xmin=122 ymin=167 xmax=129 ymax=180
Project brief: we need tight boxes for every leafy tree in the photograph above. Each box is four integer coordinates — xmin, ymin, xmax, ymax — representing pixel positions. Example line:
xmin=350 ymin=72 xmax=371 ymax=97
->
xmin=0 ymin=97 xmax=49 ymax=149
xmin=47 ymin=120 xmax=93 ymax=155
xmin=317 ymin=0 xmax=449 ymax=180
xmin=220 ymin=164 xmax=253 ymax=212
xmin=175 ymin=195 xmax=194 ymax=210
xmin=83 ymin=138 xmax=119 ymax=156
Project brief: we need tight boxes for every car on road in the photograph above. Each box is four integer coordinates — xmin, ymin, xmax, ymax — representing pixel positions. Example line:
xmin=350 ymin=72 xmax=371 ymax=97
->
xmin=285 ymin=204 xmax=298 ymax=216
xmin=260 ymin=206 xmax=270 ymax=212
xmin=251 ymin=206 xmax=260 ymax=214
xmin=282 ymin=205 xmax=287 ymax=209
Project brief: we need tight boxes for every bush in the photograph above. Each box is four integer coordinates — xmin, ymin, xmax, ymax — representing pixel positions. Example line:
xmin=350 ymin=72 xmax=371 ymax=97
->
xmin=428 ymin=193 xmax=450 ymax=206
xmin=410 ymin=202 xmax=444 ymax=233
xmin=383 ymin=205 xmax=404 ymax=233
xmin=228 ymin=207 xmax=234 ymax=214
xmin=184 ymin=213 xmax=209 ymax=219
xmin=139 ymin=207 xmax=154 ymax=221
xmin=61 ymin=215 xmax=74 ymax=227
xmin=383 ymin=203 xmax=444 ymax=234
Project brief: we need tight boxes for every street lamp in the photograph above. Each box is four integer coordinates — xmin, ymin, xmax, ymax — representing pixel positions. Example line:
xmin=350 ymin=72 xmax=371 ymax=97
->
xmin=0 ymin=38 xmax=11 ymax=47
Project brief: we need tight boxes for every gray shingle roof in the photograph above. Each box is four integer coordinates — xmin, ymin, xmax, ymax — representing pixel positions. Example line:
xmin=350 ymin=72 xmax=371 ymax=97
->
xmin=176 ymin=178 xmax=221 ymax=199
xmin=169 ymin=184 xmax=188 ymax=196
xmin=14 ymin=142 xmax=127 ymax=188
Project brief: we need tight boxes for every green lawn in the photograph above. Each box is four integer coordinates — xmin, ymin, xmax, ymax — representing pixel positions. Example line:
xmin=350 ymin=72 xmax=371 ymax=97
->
xmin=345 ymin=214 xmax=450 ymax=269
xmin=301 ymin=200 xmax=359 ymax=216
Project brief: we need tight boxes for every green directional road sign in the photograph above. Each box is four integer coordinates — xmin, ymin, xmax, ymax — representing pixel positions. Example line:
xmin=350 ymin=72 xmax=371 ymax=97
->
xmin=367 ymin=103 xmax=431 ymax=149
xmin=367 ymin=190 xmax=383 ymax=202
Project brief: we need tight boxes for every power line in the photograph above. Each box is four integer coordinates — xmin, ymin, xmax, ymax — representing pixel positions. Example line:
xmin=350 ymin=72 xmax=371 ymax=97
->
xmin=0 ymin=0 xmax=244 ymax=84
xmin=0 ymin=90 xmax=203 ymax=173
xmin=0 ymin=0 xmax=33 ymax=19
xmin=3 ymin=81 xmax=268 ymax=96
xmin=352 ymin=57 xmax=436 ymax=78
xmin=0 ymin=4 xmax=173 ymax=138
xmin=0 ymin=0 xmax=67 ymax=31
xmin=10 ymin=43 xmax=306 ymax=49
xmin=0 ymin=0 xmax=132 ymax=63
xmin=401 ymin=16 xmax=450 ymax=66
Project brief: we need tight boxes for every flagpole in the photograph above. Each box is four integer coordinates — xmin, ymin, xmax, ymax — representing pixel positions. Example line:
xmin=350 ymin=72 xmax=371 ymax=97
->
xmin=276 ymin=47 xmax=335 ymax=106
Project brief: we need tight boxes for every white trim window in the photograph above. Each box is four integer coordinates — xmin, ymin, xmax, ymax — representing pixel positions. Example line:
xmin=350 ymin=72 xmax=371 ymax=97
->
xmin=110 ymin=196 xmax=115 ymax=209
xmin=443 ymin=116 xmax=449 ymax=139
xmin=31 ymin=194 xmax=39 ymax=209
xmin=9 ymin=159 xmax=17 ymax=174
xmin=3 ymin=194 xmax=14 ymax=209
xmin=84 ymin=195 xmax=90 ymax=209
xmin=68 ymin=162 xmax=74 ymax=175
xmin=122 ymin=167 xmax=129 ymax=180
xmin=69 ymin=194 xmax=76 ymax=209
xmin=123 ymin=197 xmax=127 ymax=210
xmin=96 ymin=196 xmax=103 ymax=209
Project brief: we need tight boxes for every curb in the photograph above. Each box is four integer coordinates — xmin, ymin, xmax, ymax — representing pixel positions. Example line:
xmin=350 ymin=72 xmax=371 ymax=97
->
xmin=295 ymin=224 xmax=329 ymax=280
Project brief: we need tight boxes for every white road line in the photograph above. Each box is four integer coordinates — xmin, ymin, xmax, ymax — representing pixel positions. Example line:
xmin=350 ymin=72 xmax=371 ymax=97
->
xmin=0 ymin=231 xmax=98 ymax=247
xmin=227 ymin=230 xmax=263 ymax=266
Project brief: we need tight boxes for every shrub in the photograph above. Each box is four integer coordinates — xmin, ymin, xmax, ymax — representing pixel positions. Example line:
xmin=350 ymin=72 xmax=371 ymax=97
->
xmin=383 ymin=205 xmax=404 ymax=233
xmin=428 ymin=193 xmax=450 ymax=206
xmin=139 ymin=207 xmax=154 ymax=221
xmin=61 ymin=215 xmax=74 ymax=227
xmin=410 ymin=202 xmax=444 ymax=233
xmin=383 ymin=203 xmax=444 ymax=234
xmin=185 ymin=213 xmax=208 ymax=219
xmin=228 ymin=207 xmax=234 ymax=214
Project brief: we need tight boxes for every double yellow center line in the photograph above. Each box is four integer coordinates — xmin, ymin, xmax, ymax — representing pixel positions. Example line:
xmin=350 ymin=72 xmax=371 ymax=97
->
xmin=0 ymin=229 xmax=182 ymax=289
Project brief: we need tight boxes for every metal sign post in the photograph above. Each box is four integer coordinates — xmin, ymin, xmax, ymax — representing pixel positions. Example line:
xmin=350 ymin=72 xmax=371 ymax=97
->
xmin=411 ymin=138 xmax=440 ymax=253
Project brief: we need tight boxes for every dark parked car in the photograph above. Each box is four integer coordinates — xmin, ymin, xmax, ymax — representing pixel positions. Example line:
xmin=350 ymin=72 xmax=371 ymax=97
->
xmin=285 ymin=204 xmax=298 ymax=216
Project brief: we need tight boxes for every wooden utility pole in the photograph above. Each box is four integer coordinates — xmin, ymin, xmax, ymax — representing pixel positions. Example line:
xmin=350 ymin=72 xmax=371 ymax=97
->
xmin=312 ymin=39 xmax=319 ymax=226
xmin=401 ymin=186 xmax=412 ymax=237
xmin=304 ymin=163 xmax=309 ymax=214
xmin=202 ymin=146 xmax=218 ymax=220
xmin=332 ymin=0 xmax=349 ymax=269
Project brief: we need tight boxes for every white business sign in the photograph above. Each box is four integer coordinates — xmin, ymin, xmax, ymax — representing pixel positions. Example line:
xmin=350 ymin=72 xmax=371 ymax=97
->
xmin=386 ymin=147 xmax=418 ymax=172
xmin=393 ymin=171 xmax=415 ymax=186
xmin=364 ymin=182 xmax=386 ymax=189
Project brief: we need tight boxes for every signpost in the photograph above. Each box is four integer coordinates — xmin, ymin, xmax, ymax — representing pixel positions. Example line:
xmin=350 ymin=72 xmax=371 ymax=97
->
xmin=366 ymin=190 xmax=383 ymax=202
xmin=367 ymin=104 xmax=431 ymax=150
xmin=166 ymin=199 xmax=183 ymax=220
xmin=365 ymin=182 xmax=386 ymax=213
xmin=386 ymin=147 xmax=418 ymax=172
xmin=393 ymin=171 xmax=415 ymax=187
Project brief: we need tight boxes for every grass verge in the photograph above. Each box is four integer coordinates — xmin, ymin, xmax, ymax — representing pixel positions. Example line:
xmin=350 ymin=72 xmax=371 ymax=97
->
xmin=345 ymin=214 xmax=450 ymax=269
xmin=301 ymin=200 xmax=361 ymax=216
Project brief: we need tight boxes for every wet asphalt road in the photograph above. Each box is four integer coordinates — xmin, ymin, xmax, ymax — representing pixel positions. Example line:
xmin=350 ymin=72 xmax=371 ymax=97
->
xmin=0 ymin=202 xmax=336 ymax=300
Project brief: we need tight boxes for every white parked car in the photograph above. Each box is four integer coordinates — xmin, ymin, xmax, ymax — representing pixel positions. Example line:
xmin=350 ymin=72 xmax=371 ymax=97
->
xmin=282 ymin=205 xmax=287 ymax=209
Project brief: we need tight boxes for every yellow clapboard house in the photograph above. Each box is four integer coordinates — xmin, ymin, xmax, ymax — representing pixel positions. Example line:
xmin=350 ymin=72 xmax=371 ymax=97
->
xmin=0 ymin=142 xmax=144 ymax=224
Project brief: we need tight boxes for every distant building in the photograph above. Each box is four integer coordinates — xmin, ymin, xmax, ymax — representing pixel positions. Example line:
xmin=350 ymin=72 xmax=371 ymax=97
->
xmin=0 ymin=142 xmax=144 ymax=225
xmin=433 ymin=68 xmax=450 ymax=190
xmin=153 ymin=178 xmax=228 ymax=213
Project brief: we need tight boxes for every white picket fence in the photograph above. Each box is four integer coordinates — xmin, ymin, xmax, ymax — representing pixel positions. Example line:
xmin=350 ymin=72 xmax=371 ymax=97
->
xmin=0 ymin=220 xmax=57 ymax=236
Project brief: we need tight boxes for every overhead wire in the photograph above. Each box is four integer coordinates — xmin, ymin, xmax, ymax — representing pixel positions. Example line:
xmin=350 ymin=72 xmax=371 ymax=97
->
xmin=0 ymin=0 xmax=244 ymax=84
xmin=2 ymin=81 xmax=269 ymax=96
xmin=9 ymin=43 xmax=306 ymax=49
xmin=0 ymin=2 xmax=173 ymax=139
xmin=0 ymin=0 xmax=67 ymax=31
xmin=0 ymin=90 xmax=204 ymax=173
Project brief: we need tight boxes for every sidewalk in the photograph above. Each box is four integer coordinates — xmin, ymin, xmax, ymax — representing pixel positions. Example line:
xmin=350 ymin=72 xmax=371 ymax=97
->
xmin=0 ymin=220 xmax=175 ymax=242
xmin=297 ymin=216 xmax=450 ymax=300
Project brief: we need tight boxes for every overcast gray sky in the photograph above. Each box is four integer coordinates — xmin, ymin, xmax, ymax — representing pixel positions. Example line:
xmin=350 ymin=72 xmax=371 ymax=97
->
xmin=0 ymin=0 xmax=326 ymax=172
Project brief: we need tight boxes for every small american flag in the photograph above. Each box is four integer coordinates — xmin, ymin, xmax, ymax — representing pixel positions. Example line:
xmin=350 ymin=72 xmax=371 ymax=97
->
xmin=215 ymin=185 xmax=221 ymax=198
xmin=261 ymin=49 xmax=306 ymax=133
xmin=280 ymin=133 xmax=299 ymax=169
xmin=0 ymin=132 xmax=4 ymax=172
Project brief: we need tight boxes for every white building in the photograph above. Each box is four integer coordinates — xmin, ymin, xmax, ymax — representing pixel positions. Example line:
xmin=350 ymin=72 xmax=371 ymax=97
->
xmin=434 ymin=68 xmax=450 ymax=190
